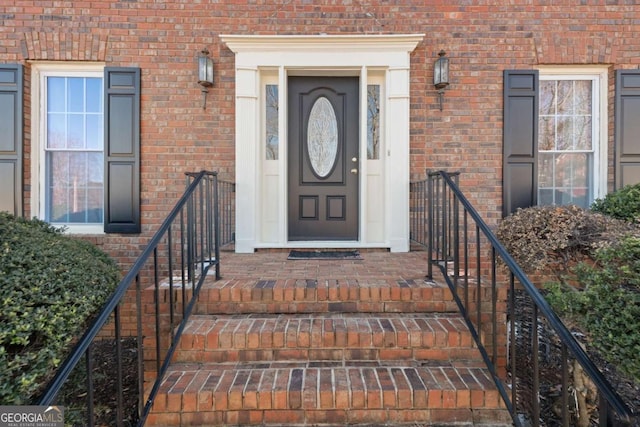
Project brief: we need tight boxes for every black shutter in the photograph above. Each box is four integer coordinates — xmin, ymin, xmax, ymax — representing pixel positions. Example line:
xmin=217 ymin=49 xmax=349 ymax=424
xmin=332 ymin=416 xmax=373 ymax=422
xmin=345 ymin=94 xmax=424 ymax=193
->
xmin=104 ymin=67 xmax=141 ymax=233
xmin=503 ymin=70 xmax=539 ymax=217
xmin=0 ymin=64 xmax=23 ymax=217
xmin=615 ymin=70 xmax=640 ymax=189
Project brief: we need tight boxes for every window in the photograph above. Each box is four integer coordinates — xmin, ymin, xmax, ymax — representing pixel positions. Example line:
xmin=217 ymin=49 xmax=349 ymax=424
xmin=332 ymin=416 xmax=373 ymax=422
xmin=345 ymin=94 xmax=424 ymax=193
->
xmin=33 ymin=66 xmax=104 ymax=233
xmin=538 ymin=70 xmax=606 ymax=209
xmin=367 ymin=84 xmax=380 ymax=160
xmin=45 ymin=74 xmax=104 ymax=225
xmin=265 ymin=84 xmax=278 ymax=160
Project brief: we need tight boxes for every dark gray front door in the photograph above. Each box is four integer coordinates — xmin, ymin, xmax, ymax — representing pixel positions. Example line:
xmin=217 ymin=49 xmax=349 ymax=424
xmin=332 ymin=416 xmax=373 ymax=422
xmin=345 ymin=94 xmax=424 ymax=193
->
xmin=288 ymin=76 xmax=359 ymax=241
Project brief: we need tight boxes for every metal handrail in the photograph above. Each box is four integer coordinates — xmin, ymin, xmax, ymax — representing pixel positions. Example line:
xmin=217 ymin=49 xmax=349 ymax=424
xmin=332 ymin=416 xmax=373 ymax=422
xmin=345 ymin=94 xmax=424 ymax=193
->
xmin=426 ymin=170 xmax=636 ymax=427
xmin=36 ymin=170 xmax=235 ymax=426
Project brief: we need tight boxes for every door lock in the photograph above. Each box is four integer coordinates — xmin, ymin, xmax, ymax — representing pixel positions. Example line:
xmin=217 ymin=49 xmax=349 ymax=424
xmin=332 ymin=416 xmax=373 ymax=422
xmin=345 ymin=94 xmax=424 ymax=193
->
xmin=350 ymin=168 xmax=358 ymax=174
xmin=352 ymin=157 xmax=358 ymax=162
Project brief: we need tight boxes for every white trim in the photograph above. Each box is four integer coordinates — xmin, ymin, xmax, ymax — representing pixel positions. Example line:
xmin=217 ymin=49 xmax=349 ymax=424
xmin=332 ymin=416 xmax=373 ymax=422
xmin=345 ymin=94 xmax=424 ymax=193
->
xmin=222 ymin=34 xmax=423 ymax=253
xmin=30 ymin=62 xmax=105 ymax=234
xmin=538 ymin=66 xmax=608 ymax=203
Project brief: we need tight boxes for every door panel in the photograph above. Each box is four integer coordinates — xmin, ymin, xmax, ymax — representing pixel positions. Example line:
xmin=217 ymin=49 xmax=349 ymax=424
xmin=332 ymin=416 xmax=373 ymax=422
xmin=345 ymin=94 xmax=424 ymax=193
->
xmin=288 ymin=76 xmax=359 ymax=241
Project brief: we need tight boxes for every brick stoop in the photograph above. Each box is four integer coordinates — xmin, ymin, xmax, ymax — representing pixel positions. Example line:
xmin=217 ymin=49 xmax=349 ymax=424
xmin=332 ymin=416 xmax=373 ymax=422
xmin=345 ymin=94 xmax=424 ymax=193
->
xmin=145 ymin=251 xmax=511 ymax=426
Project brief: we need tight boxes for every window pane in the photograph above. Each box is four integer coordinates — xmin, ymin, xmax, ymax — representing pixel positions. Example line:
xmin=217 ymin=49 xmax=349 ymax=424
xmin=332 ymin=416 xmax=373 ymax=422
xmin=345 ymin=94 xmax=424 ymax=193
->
xmin=557 ymin=116 xmax=573 ymax=150
xmin=86 ymin=114 xmax=103 ymax=150
xmin=47 ymin=77 xmax=65 ymax=112
xmin=86 ymin=78 xmax=102 ymax=113
xmin=265 ymin=84 xmax=278 ymax=160
xmin=557 ymin=80 xmax=573 ymax=115
xmin=538 ymin=152 xmax=554 ymax=187
xmin=67 ymin=114 xmax=85 ymax=149
xmin=538 ymin=188 xmax=554 ymax=206
xmin=539 ymin=80 xmax=555 ymax=116
xmin=67 ymin=78 xmax=85 ymax=113
xmin=574 ymin=80 xmax=592 ymax=115
xmin=307 ymin=97 xmax=338 ymax=178
xmin=46 ymin=151 xmax=104 ymax=224
xmin=47 ymin=113 xmax=66 ymax=149
xmin=538 ymin=116 xmax=555 ymax=150
xmin=367 ymin=85 xmax=380 ymax=160
xmin=574 ymin=116 xmax=592 ymax=150
xmin=88 ymin=152 xmax=104 ymax=185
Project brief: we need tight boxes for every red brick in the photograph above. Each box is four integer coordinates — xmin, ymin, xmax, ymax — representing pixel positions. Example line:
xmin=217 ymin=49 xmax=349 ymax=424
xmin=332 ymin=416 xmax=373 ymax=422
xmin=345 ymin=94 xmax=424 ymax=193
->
xmin=262 ymin=410 xmax=304 ymax=424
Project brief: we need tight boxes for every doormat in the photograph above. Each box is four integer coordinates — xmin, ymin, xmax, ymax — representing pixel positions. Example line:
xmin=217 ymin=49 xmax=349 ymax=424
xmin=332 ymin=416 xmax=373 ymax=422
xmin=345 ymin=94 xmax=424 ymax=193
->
xmin=287 ymin=250 xmax=362 ymax=260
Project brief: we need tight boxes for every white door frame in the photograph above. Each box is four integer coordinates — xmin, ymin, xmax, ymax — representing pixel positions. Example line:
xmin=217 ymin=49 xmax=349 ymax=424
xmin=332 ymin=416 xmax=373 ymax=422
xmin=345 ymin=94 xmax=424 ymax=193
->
xmin=221 ymin=34 xmax=423 ymax=253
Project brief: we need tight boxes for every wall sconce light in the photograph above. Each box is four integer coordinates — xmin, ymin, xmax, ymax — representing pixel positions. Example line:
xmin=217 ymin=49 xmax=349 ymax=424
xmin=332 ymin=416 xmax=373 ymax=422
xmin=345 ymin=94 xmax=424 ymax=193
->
xmin=198 ymin=47 xmax=214 ymax=109
xmin=433 ymin=50 xmax=450 ymax=111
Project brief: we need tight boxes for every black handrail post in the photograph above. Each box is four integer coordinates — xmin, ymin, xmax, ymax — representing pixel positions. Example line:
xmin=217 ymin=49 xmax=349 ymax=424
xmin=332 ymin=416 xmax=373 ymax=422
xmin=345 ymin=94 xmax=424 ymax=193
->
xmin=187 ymin=178 xmax=195 ymax=287
xmin=441 ymin=176 xmax=448 ymax=272
xmin=213 ymin=173 xmax=221 ymax=280
xmin=532 ymin=303 xmax=540 ymax=427
xmin=135 ymin=274 xmax=144 ymax=421
xmin=115 ymin=304 xmax=124 ymax=427
xmin=561 ymin=344 xmax=569 ymax=427
xmin=199 ymin=175 xmax=205 ymax=277
xmin=427 ymin=170 xmax=434 ymax=279
xmin=509 ymin=273 xmax=517 ymax=415
xmin=491 ymin=247 xmax=498 ymax=366
xmin=153 ymin=248 xmax=161 ymax=376
xmin=180 ymin=209 xmax=187 ymax=318
xmin=168 ymin=226 xmax=175 ymax=343
xmin=86 ymin=343 xmax=95 ymax=427
xmin=452 ymin=177 xmax=460 ymax=291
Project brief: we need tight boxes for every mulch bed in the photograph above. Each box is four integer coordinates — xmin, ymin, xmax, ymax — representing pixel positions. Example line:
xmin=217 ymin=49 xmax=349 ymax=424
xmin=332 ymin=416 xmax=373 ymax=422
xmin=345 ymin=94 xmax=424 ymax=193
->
xmin=59 ymin=338 xmax=139 ymax=427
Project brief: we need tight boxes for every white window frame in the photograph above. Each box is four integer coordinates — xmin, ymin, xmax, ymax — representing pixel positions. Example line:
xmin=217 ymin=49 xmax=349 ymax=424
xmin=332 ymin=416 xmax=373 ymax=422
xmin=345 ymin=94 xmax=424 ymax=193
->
xmin=31 ymin=62 xmax=105 ymax=234
xmin=538 ymin=66 xmax=608 ymax=206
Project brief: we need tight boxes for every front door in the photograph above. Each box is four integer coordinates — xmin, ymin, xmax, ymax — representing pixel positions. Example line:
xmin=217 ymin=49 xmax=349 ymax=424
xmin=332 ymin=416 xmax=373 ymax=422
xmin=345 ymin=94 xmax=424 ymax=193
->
xmin=288 ymin=76 xmax=359 ymax=241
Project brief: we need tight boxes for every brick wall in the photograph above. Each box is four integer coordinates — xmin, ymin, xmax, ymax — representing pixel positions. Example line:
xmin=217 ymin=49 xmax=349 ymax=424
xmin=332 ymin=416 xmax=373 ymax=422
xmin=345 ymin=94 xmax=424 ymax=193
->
xmin=2 ymin=0 xmax=639 ymax=268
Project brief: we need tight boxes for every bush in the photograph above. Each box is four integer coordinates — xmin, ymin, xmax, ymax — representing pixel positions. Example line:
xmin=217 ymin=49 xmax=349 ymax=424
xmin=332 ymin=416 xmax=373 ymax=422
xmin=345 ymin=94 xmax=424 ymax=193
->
xmin=0 ymin=213 xmax=119 ymax=404
xmin=544 ymin=237 xmax=640 ymax=382
xmin=496 ymin=205 xmax=637 ymax=278
xmin=591 ymin=183 xmax=640 ymax=224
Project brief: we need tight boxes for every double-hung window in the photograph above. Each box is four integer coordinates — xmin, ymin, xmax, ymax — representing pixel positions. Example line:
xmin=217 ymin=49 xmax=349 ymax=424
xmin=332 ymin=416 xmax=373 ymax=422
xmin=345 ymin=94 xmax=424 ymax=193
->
xmin=43 ymin=71 xmax=104 ymax=229
xmin=538 ymin=69 xmax=607 ymax=208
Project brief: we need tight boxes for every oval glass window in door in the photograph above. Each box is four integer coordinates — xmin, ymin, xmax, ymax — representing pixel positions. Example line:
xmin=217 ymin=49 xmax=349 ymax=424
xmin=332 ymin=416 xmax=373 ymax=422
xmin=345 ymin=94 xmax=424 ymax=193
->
xmin=307 ymin=96 xmax=338 ymax=178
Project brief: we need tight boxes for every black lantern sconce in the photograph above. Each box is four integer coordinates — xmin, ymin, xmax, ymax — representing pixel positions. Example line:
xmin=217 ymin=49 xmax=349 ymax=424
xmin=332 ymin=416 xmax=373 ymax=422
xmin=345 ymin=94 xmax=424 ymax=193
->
xmin=198 ymin=47 xmax=214 ymax=109
xmin=433 ymin=50 xmax=450 ymax=111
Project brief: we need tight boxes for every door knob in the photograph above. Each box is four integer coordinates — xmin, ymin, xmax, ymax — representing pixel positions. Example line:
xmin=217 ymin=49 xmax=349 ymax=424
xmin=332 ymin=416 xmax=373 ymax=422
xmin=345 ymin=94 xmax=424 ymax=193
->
xmin=350 ymin=168 xmax=358 ymax=174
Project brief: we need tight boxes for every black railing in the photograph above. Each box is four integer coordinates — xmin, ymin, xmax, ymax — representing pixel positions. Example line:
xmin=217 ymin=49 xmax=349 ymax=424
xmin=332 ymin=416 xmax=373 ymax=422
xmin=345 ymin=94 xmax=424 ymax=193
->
xmin=409 ymin=178 xmax=429 ymax=246
xmin=36 ymin=171 xmax=235 ymax=427
xmin=425 ymin=170 xmax=637 ymax=427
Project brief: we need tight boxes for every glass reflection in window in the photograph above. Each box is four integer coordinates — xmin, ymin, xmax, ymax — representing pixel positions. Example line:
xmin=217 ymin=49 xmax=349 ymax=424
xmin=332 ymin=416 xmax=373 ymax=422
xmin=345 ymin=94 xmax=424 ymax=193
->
xmin=265 ymin=84 xmax=278 ymax=160
xmin=367 ymin=85 xmax=380 ymax=160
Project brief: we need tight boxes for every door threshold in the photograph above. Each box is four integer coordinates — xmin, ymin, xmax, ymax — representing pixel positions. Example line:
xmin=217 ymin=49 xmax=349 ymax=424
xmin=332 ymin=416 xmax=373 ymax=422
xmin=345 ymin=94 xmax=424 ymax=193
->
xmin=254 ymin=241 xmax=388 ymax=250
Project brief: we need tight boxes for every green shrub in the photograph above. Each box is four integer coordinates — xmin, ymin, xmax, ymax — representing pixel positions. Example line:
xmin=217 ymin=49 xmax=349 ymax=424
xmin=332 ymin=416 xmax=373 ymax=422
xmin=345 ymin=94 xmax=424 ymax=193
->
xmin=544 ymin=237 xmax=640 ymax=382
xmin=591 ymin=183 xmax=640 ymax=224
xmin=496 ymin=205 xmax=637 ymax=278
xmin=0 ymin=213 xmax=119 ymax=404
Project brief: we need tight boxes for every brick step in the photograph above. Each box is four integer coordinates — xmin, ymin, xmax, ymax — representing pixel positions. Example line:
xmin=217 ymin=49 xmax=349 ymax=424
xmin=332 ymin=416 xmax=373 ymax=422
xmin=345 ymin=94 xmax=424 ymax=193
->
xmin=176 ymin=313 xmax=482 ymax=364
xmin=147 ymin=363 xmax=511 ymax=426
xmin=168 ymin=277 xmax=463 ymax=314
